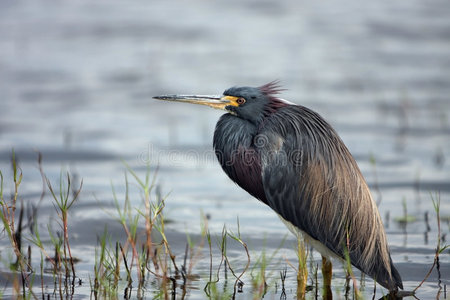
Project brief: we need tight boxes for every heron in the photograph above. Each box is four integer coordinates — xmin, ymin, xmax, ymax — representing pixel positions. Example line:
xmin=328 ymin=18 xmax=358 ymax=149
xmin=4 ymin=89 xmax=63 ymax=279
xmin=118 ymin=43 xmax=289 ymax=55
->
xmin=153 ymin=81 xmax=403 ymax=294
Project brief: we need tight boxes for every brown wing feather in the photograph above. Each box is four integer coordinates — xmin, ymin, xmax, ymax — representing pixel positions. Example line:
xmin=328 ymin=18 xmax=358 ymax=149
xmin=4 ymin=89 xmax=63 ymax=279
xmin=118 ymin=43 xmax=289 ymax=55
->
xmin=259 ymin=105 xmax=402 ymax=290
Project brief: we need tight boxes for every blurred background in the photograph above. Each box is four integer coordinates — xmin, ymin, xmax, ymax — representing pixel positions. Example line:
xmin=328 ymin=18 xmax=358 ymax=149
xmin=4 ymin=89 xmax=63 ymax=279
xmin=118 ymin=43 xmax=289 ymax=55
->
xmin=0 ymin=0 xmax=449 ymax=297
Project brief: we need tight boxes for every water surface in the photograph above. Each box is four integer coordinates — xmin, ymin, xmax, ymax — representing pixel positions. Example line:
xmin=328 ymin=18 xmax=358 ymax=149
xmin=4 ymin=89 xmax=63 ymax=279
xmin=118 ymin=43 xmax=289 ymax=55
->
xmin=0 ymin=0 xmax=449 ymax=299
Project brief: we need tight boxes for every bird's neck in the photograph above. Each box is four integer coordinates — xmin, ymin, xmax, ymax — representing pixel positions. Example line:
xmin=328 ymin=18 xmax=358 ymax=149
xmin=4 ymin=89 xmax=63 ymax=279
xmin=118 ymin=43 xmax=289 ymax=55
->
xmin=213 ymin=115 xmax=268 ymax=203
xmin=258 ymin=97 xmax=289 ymax=127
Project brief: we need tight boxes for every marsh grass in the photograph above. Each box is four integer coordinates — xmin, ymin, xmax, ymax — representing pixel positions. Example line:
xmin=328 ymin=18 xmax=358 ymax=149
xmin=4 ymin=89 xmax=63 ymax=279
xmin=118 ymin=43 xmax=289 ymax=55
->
xmin=296 ymin=237 xmax=309 ymax=298
xmin=249 ymin=234 xmax=287 ymax=299
xmin=0 ymin=151 xmax=35 ymax=299
xmin=413 ymin=193 xmax=449 ymax=297
xmin=394 ymin=197 xmax=417 ymax=226
xmin=343 ymin=231 xmax=363 ymax=300
xmin=0 ymin=152 xmax=448 ymax=299
xmin=203 ymin=222 xmax=251 ymax=299
xmin=46 ymin=171 xmax=82 ymax=287
xmin=95 ymin=161 xmax=180 ymax=298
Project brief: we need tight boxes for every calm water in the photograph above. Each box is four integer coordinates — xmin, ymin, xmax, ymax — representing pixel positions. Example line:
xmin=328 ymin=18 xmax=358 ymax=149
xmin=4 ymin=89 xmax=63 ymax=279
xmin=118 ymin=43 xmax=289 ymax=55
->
xmin=0 ymin=0 xmax=449 ymax=299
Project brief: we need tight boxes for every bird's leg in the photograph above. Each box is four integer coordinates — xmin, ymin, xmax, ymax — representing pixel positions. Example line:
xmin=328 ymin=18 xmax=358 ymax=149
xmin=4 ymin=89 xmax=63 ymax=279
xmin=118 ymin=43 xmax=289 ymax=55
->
xmin=321 ymin=255 xmax=332 ymax=299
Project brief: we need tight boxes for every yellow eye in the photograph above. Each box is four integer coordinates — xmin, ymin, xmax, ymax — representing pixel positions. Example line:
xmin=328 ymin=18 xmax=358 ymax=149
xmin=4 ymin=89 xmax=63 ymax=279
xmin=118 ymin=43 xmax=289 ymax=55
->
xmin=236 ymin=97 xmax=246 ymax=105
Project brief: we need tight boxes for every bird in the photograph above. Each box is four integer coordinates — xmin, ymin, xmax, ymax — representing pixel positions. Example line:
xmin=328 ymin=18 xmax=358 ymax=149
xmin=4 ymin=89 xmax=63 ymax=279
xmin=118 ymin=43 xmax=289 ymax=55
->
xmin=153 ymin=81 xmax=403 ymax=294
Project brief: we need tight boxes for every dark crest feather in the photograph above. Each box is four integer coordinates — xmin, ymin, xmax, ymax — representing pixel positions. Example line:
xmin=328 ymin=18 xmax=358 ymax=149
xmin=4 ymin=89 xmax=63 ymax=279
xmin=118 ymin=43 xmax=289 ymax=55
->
xmin=258 ymin=80 xmax=285 ymax=96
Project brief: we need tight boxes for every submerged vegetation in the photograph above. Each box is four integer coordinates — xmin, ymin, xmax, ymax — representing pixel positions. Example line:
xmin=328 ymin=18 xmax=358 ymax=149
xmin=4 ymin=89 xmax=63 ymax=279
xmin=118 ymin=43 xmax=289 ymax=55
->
xmin=0 ymin=152 xmax=448 ymax=299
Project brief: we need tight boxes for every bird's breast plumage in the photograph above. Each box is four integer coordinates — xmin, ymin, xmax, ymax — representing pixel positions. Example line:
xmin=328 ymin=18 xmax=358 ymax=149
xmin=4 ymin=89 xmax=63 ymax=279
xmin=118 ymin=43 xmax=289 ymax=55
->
xmin=213 ymin=114 xmax=268 ymax=204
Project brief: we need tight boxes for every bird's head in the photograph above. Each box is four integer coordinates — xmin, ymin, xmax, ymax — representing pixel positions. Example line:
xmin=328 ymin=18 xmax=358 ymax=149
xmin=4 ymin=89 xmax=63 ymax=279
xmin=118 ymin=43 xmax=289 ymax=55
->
xmin=153 ymin=81 xmax=286 ymax=125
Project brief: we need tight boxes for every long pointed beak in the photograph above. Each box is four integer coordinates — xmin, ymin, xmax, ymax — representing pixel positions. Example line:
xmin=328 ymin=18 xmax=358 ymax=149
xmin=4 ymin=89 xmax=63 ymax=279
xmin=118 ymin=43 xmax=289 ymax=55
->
xmin=153 ymin=95 xmax=235 ymax=110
